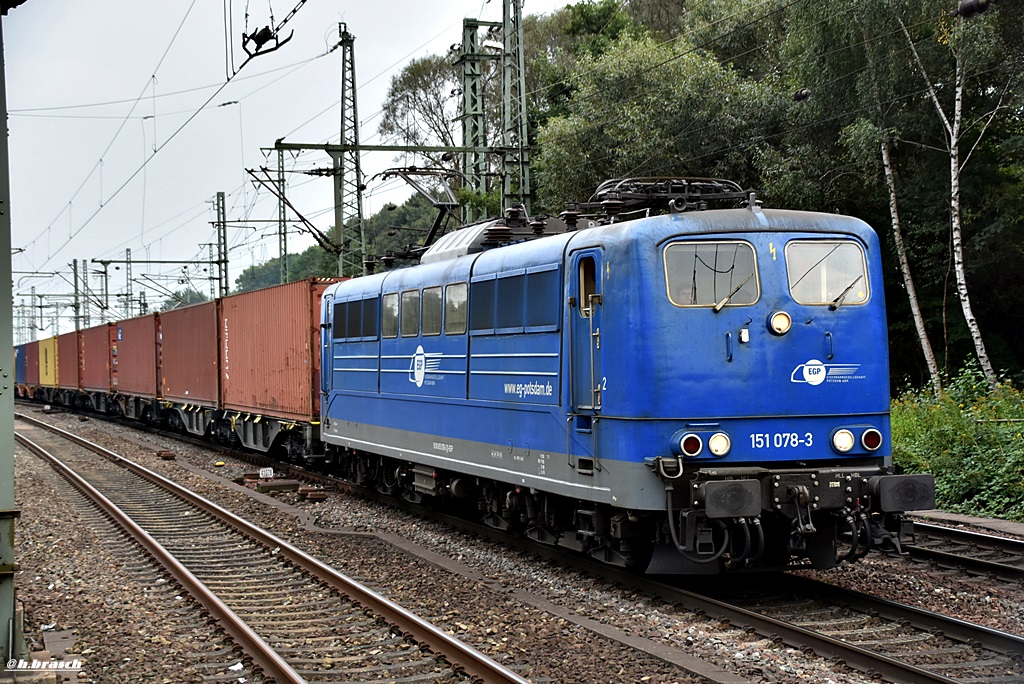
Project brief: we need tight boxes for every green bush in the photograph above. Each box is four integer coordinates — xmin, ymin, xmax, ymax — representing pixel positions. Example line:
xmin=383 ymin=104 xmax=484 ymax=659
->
xmin=891 ymin=363 xmax=1024 ymax=521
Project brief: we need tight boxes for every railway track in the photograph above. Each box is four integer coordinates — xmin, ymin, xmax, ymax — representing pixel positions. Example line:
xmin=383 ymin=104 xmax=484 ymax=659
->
xmin=285 ymin=458 xmax=1024 ymax=683
xmin=14 ymin=412 xmax=528 ymax=684
xmin=18 ymin=405 xmax=1024 ymax=683
xmin=440 ymin=525 xmax=1024 ymax=683
xmin=694 ymin=573 xmax=1024 ymax=684
xmin=351 ymin=482 xmax=1024 ymax=683
xmin=905 ymin=521 xmax=1024 ymax=582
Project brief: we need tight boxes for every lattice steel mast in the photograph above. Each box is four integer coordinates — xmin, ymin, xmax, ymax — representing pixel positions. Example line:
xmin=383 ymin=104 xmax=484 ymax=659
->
xmin=500 ymin=0 xmax=530 ymax=214
xmin=332 ymin=23 xmax=366 ymax=276
xmin=456 ymin=19 xmax=500 ymax=223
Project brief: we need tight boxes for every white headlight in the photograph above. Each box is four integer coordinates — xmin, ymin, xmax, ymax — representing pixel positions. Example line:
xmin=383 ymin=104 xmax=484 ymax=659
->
xmin=769 ymin=310 xmax=792 ymax=335
xmin=832 ymin=429 xmax=855 ymax=453
xmin=708 ymin=432 xmax=731 ymax=456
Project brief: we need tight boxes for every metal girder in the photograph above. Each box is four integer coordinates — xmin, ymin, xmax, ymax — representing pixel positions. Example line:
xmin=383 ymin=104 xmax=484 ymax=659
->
xmin=333 ymin=23 xmax=366 ymax=277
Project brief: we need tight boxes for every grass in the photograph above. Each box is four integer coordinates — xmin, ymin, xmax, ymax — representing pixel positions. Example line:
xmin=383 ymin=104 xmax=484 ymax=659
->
xmin=891 ymin=363 xmax=1024 ymax=522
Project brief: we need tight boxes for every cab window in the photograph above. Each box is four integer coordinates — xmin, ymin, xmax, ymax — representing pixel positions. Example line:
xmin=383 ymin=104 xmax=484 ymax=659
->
xmin=382 ymin=293 xmax=399 ymax=338
xmin=401 ymin=290 xmax=420 ymax=337
xmin=422 ymin=286 xmax=442 ymax=336
xmin=445 ymin=282 xmax=468 ymax=335
xmin=786 ymin=240 xmax=868 ymax=307
xmin=664 ymin=241 xmax=759 ymax=307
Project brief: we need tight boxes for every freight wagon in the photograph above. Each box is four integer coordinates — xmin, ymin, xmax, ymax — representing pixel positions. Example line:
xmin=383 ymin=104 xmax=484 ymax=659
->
xmin=18 ymin=279 xmax=335 ymax=459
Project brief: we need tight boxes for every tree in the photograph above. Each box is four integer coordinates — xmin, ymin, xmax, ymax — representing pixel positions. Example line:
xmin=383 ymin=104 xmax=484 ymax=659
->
xmin=534 ymin=34 xmax=764 ymax=209
xmin=893 ymin=3 xmax=1018 ymax=387
xmin=232 ymin=245 xmax=336 ymax=293
xmin=781 ymin=0 xmax=944 ymax=391
xmin=231 ymin=193 xmax=443 ymax=293
xmin=378 ymin=54 xmax=463 ymax=168
xmin=159 ymin=288 xmax=208 ymax=311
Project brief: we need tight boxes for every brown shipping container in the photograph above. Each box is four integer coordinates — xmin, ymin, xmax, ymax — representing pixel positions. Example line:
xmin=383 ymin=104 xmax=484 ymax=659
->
xmin=25 ymin=340 xmax=40 ymax=387
xmin=112 ymin=314 xmax=159 ymax=397
xmin=80 ymin=324 xmax=113 ymax=392
xmin=220 ymin=278 xmax=334 ymax=421
xmin=161 ymin=301 xmax=219 ymax=405
xmin=56 ymin=331 xmax=80 ymax=389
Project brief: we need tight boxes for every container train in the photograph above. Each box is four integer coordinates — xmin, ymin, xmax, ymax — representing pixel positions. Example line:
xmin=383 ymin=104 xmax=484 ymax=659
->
xmin=14 ymin=177 xmax=935 ymax=574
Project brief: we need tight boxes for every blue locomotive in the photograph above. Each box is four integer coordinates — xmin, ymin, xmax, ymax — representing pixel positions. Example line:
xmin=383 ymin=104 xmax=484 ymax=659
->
xmin=319 ymin=178 xmax=935 ymax=574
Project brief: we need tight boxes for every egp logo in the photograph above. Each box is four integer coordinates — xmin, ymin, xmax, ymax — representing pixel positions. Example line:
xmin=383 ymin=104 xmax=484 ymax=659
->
xmin=790 ymin=360 xmax=862 ymax=386
xmin=408 ymin=346 xmax=442 ymax=388
xmin=409 ymin=346 xmax=426 ymax=387
xmin=792 ymin=359 xmax=827 ymax=386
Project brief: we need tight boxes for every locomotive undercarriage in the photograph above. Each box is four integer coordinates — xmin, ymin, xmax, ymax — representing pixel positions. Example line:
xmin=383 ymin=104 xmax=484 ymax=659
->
xmin=649 ymin=458 xmax=934 ymax=574
xmin=322 ymin=444 xmax=668 ymax=570
xmin=322 ymin=445 xmax=934 ymax=574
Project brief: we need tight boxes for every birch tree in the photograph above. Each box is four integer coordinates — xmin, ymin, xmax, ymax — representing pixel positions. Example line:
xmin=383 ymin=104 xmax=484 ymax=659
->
xmin=783 ymin=0 xmax=944 ymax=389
xmin=895 ymin=3 xmax=1016 ymax=387
xmin=861 ymin=20 xmax=943 ymax=392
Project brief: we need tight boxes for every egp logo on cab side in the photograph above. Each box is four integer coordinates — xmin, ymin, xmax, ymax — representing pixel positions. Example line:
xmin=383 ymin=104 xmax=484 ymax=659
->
xmin=408 ymin=346 xmax=442 ymax=388
xmin=791 ymin=359 xmax=862 ymax=386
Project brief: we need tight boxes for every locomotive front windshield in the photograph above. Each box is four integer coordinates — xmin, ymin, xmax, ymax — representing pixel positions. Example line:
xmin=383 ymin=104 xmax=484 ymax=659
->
xmin=664 ymin=241 xmax=759 ymax=307
xmin=786 ymin=240 xmax=869 ymax=307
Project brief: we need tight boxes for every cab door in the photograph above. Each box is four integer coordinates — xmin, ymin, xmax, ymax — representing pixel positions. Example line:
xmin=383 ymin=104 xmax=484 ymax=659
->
xmin=320 ymin=293 xmax=333 ymax=396
xmin=570 ymin=249 xmax=604 ymax=413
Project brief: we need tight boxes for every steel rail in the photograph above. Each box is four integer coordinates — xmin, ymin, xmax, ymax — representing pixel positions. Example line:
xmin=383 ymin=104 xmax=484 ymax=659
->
xmin=14 ymin=430 xmax=306 ymax=684
xmin=380 ymin=503 xmax=1018 ymax=684
xmin=907 ymin=522 xmax=1024 ymax=582
xmin=368 ymin=501 xmax=972 ymax=684
xmin=767 ymin=574 xmax=1024 ymax=658
xmin=15 ymin=412 xmax=529 ymax=684
xmin=145 ymin=424 xmax=994 ymax=684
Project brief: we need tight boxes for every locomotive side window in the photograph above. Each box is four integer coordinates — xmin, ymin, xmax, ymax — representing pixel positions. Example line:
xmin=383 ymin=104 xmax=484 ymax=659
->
xmin=497 ymin=275 xmax=526 ymax=330
xmin=445 ymin=282 xmax=468 ymax=335
xmin=786 ymin=240 xmax=869 ymax=307
xmin=332 ymin=298 xmax=379 ymax=339
xmin=401 ymin=290 xmax=420 ymax=337
xmin=578 ymin=257 xmax=597 ymax=318
xmin=346 ymin=298 xmax=362 ymax=337
xmin=664 ymin=241 xmax=759 ymax=307
xmin=422 ymin=286 xmax=442 ymax=336
xmin=332 ymin=302 xmax=348 ymax=339
xmin=362 ymin=298 xmax=378 ymax=338
xmin=470 ymin=278 xmax=496 ymax=332
xmin=382 ymin=293 xmax=399 ymax=338
xmin=469 ymin=267 xmax=560 ymax=334
xmin=525 ymin=268 xmax=560 ymax=329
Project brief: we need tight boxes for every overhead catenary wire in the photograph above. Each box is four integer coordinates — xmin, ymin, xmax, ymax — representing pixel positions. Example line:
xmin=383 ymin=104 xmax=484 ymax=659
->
xmin=29 ymin=0 xmax=319 ymax=275
xmin=25 ymin=0 xmax=201 ymax=261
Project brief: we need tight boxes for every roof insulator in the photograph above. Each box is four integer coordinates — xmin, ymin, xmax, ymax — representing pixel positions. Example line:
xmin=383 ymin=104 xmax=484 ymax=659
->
xmin=951 ymin=0 xmax=991 ymax=18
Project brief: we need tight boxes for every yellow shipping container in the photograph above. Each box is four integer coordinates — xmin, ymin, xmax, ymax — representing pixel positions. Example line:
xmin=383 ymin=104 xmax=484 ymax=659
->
xmin=39 ymin=336 xmax=58 ymax=387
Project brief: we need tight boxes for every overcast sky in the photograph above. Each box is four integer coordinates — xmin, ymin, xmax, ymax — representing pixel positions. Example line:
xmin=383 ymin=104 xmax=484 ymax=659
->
xmin=3 ymin=0 xmax=566 ymax=337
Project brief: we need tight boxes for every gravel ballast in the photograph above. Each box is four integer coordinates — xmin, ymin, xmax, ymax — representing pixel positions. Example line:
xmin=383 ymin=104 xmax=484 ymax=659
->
xmin=15 ymin=409 xmax=1024 ymax=682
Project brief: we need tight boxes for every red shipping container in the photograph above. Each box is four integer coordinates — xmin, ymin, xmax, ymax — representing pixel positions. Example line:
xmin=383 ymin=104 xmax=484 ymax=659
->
xmin=80 ymin=323 xmax=113 ymax=392
xmin=220 ymin=279 xmax=334 ymax=421
xmin=25 ymin=340 xmax=39 ymax=387
xmin=160 ymin=301 xmax=219 ymax=405
xmin=57 ymin=331 xmax=80 ymax=390
xmin=111 ymin=314 xmax=159 ymax=397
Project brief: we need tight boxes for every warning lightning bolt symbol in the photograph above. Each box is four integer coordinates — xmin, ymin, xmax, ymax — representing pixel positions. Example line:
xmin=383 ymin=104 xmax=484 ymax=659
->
xmin=769 ymin=242 xmax=777 ymax=261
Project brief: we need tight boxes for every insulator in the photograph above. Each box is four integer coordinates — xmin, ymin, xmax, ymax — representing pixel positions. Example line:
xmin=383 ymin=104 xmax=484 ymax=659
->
xmin=954 ymin=0 xmax=990 ymax=18
xmin=250 ymin=26 xmax=275 ymax=49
